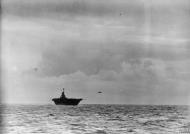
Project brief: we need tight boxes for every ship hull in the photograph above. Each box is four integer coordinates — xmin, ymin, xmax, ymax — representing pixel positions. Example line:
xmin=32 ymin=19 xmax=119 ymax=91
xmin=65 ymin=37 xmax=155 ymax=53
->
xmin=52 ymin=98 xmax=82 ymax=105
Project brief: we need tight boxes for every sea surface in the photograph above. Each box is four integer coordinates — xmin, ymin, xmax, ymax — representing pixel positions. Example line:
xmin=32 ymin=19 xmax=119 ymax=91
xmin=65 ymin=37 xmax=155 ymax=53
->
xmin=1 ymin=104 xmax=190 ymax=134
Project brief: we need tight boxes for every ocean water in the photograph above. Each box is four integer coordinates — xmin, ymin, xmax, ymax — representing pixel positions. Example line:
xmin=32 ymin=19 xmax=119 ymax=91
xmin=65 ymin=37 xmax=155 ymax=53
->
xmin=1 ymin=104 xmax=190 ymax=134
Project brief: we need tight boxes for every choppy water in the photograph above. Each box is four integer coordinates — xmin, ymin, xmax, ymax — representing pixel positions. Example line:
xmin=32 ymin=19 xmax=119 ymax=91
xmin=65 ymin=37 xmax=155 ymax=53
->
xmin=1 ymin=104 xmax=190 ymax=134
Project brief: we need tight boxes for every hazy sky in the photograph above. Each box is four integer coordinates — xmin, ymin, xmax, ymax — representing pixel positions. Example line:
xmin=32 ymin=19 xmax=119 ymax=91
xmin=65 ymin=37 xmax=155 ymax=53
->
xmin=1 ymin=0 xmax=190 ymax=104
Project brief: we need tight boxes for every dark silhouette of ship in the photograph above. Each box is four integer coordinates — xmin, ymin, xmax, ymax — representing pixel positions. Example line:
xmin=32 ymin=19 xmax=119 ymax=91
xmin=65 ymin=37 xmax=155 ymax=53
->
xmin=52 ymin=88 xmax=83 ymax=105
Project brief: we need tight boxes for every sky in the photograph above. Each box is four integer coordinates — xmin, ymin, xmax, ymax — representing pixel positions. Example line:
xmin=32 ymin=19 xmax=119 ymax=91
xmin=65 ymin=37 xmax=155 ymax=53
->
xmin=1 ymin=0 xmax=190 ymax=105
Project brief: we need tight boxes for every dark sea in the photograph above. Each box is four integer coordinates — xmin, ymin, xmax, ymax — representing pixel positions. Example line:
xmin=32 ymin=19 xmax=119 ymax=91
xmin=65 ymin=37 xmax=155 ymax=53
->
xmin=1 ymin=104 xmax=190 ymax=134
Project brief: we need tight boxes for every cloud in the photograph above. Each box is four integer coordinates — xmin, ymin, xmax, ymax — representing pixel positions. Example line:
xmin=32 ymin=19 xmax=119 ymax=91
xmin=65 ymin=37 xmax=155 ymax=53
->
xmin=36 ymin=39 xmax=190 ymax=77
xmin=2 ymin=0 xmax=190 ymax=104
xmin=3 ymin=0 xmax=144 ymax=18
xmin=3 ymin=0 xmax=190 ymax=38
xmin=20 ymin=58 xmax=190 ymax=104
xmin=2 ymin=18 xmax=190 ymax=78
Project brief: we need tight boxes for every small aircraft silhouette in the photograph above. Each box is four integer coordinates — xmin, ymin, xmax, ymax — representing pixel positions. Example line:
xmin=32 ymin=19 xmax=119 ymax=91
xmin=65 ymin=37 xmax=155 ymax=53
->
xmin=98 ymin=91 xmax=102 ymax=93
xmin=34 ymin=67 xmax=38 ymax=72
